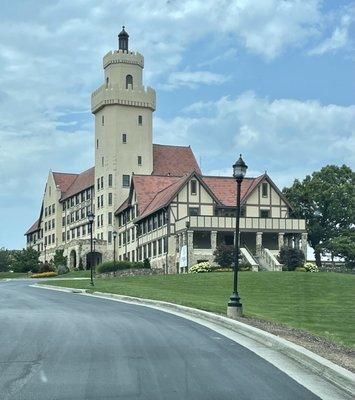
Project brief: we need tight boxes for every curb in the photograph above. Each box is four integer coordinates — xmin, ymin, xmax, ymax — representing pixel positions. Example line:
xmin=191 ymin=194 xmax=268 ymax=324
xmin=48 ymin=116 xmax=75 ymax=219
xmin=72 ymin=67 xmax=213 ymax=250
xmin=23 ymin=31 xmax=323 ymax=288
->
xmin=35 ymin=284 xmax=355 ymax=397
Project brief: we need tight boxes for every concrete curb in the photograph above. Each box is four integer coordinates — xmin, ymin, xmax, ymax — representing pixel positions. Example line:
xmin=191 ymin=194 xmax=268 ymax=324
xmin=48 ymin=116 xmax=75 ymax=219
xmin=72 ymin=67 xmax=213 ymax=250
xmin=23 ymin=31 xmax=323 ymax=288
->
xmin=34 ymin=284 xmax=355 ymax=397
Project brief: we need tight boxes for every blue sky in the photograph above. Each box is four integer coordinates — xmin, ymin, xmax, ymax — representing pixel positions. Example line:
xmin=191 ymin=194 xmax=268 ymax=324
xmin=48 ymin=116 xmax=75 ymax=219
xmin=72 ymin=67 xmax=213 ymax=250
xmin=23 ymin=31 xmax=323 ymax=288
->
xmin=0 ymin=0 xmax=354 ymax=249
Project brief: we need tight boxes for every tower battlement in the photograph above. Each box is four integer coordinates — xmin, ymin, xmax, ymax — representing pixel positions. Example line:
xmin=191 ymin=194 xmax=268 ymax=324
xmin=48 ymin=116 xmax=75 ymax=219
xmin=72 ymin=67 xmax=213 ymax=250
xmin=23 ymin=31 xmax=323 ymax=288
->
xmin=103 ymin=50 xmax=144 ymax=69
xmin=91 ymin=84 xmax=156 ymax=113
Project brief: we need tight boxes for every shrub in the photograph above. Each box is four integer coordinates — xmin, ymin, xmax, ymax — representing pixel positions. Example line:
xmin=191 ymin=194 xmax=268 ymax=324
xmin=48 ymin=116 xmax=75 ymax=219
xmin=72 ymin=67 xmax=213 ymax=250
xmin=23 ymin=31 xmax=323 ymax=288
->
xmin=278 ymin=246 xmax=305 ymax=271
xmin=143 ymin=258 xmax=151 ymax=269
xmin=31 ymin=272 xmax=58 ymax=278
xmin=96 ymin=260 xmax=148 ymax=274
xmin=213 ymin=245 xmax=237 ymax=267
xmin=53 ymin=250 xmax=67 ymax=269
xmin=57 ymin=265 xmax=69 ymax=275
xmin=38 ymin=261 xmax=55 ymax=273
xmin=295 ymin=267 xmax=306 ymax=272
xmin=78 ymin=257 xmax=84 ymax=270
xmin=239 ymin=261 xmax=252 ymax=271
xmin=188 ymin=262 xmax=214 ymax=274
xmin=303 ymin=262 xmax=319 ymax=272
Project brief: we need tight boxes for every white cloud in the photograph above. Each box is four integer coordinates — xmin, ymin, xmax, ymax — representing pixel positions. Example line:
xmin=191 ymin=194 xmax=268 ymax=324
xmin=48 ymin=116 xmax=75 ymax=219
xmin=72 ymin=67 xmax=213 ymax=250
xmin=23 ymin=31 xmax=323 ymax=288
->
xmin=156 ymin=92 xmax=355 ymax=186
xmin=162 ymin=70 xmax=229 ymax=90
xmin=309 ymin=8 xmax=355 ymax=55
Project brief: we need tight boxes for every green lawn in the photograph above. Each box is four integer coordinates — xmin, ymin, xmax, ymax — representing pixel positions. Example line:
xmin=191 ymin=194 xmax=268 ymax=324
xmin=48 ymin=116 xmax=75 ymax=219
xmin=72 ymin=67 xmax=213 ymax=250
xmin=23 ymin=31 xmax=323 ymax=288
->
xmin=60 ymin=270 xmax=91 ymax=278
xmin=0 ymin=272 xmax=28 ymax=279
xmin=42 ymin=272 xmax=354 ymax=347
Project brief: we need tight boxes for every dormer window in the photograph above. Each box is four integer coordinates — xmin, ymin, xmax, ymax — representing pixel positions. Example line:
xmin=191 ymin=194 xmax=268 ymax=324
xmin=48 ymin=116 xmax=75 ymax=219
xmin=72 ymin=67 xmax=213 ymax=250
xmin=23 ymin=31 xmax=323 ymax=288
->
xmin=262 ymin=182 xmax=268 ymax=197
xmin=126 ymin=74 xmax=133 ymax=89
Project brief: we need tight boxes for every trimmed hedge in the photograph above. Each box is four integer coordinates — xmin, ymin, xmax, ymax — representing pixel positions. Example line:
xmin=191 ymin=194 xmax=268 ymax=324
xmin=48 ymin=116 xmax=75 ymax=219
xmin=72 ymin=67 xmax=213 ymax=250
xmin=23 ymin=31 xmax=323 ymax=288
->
xmin=31 ymin=271 xmax=58 ymax=278
xmin=96 ymin=260 xmax=148 ymax=274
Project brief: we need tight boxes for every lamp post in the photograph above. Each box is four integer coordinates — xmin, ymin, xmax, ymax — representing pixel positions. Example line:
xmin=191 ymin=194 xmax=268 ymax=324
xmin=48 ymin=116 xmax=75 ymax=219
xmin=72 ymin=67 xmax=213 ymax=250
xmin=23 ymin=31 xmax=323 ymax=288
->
xmin=113 ymin=231 xmax=117 ymax=269
xmin=88 ymin=211 xmax=95 ymax=286
xmin=44 ymin=245 xmax=47 ymax=263
xmin=227 ymin=154 xmax=248 ymax=319
xmin=185 ymin=221 xmax=190 ymax=273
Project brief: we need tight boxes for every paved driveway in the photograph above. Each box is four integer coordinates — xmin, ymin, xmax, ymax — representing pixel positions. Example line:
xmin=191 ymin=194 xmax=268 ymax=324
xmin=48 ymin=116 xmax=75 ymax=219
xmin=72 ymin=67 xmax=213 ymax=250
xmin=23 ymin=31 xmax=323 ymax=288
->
xmin=0 ymin=280 xmax=322 ymax=400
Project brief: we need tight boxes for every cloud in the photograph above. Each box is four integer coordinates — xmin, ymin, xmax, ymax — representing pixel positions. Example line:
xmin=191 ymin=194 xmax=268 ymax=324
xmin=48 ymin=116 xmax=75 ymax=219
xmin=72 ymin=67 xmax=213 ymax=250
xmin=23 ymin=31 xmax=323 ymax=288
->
xmin=156 ymin=92 xmax=355 ymax=187
xmin=309 ymin=7 xmax=355 ymax=55
xmin=162 ymin=70 xmax=229 ymax=90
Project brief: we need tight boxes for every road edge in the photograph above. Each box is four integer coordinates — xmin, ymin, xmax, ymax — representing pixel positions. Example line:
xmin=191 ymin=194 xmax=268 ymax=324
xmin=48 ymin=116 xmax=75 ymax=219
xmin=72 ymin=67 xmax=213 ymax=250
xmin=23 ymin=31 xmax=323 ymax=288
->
xmin=33 ymin=283 xmax=355 ymax=397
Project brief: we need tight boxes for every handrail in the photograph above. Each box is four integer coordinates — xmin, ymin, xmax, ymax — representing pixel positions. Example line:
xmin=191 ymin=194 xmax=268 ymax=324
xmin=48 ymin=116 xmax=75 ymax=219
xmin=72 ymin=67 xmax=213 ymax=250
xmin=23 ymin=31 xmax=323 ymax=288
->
xmin=259 ymin=246 xmax=282 ymax=271
xmin=242 ymin=242 xmax=259 ymax=265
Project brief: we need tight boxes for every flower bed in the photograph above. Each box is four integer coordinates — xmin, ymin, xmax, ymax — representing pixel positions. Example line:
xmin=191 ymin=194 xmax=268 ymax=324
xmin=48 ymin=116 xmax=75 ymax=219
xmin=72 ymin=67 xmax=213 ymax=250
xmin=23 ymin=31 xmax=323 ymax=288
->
xmin=31 ymin=272 xmax=58 ymax=278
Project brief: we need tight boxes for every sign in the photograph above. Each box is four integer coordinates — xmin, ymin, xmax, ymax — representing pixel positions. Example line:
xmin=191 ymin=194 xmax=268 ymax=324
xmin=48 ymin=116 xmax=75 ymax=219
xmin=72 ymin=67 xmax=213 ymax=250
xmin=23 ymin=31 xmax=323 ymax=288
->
xmin=179 ymin=245 xmax=187 ymax=268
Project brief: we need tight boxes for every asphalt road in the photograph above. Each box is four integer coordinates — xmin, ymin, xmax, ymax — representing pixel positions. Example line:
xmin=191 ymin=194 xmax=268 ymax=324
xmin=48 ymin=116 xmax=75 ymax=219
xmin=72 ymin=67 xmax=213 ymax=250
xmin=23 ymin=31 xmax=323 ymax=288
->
xmin=0 ymin=280 xmax=321 ymax=400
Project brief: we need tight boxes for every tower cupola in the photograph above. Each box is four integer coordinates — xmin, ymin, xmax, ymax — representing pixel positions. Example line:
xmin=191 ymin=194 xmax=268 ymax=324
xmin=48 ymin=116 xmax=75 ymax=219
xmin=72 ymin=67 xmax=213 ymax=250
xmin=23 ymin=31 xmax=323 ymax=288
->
xmin=118 ymin=26 xmax=129 ymax=51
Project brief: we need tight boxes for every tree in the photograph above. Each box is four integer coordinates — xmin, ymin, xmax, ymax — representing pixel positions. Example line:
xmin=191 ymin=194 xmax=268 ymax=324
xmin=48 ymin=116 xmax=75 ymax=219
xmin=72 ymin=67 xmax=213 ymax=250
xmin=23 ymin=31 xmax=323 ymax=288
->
xmin=53 ymin=250 xmax=67 ymax=268
xmin=283 ymin=165 xmax=354 ymax=267
xmin=278 ymin=246 xmax=305 ymax=271
xmin=213 ymin=245 xmax=237 ymax=267
xmin=326 ymin=231 xmax=355 ymax=269
xmin=12 ymin=248 xmax=40 ymax=273
xmin=0 ymin=248 xmax=11 ymax=272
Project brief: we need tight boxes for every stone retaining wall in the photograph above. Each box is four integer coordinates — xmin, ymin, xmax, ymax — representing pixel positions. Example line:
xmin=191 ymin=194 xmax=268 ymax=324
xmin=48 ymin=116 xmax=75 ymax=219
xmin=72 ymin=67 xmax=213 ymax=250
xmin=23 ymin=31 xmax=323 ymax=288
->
xmin=99 ymin=268 xmax=165 ymax=278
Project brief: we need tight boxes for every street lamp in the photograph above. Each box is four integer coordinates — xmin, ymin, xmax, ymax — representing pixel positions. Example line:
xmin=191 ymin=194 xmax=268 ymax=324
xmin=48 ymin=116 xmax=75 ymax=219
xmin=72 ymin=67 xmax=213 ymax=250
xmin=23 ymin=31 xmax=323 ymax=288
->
xmin=227 ymin=154 xmax=248 ymax=319
xmin=185 ymin=221 xmax=190 ymax=273
xmin=113 ymin=231 xmax=117 ymax=269
xmin=88 ymin=211 xmax=95 ymax=286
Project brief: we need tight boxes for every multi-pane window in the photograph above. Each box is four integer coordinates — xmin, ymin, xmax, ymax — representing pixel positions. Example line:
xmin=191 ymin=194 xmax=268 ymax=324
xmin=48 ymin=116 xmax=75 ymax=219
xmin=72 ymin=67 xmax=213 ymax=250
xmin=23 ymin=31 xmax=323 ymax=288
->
xmin=260 ymin=209 xmax=270 ymax=218
xmin=101 ymin=176 xmax=104 ymax=189
xmin=52 ymin=234 xmax=55 ymax=243
xmin=108 ymin=193 xmax=113 ymax=205
xmin=81 ymin=208 xmax=85 ymax=219
xmin=188 ymin=207 xmax=199 ymax=216
xmin=122 ymin=133 xmax=127 ymax=143
xmin=75 ymin=210 xmax=79 ymax=221
xmin=122 ymin=175 xmax=130 ymax=187
xmin=76 ymin=195 xmax=79 ymax=205
xmin=138 ymin=155 xmax=142 ymax=165
xmin=101 ymin=194 xmax=104 ymax=207
xmin=138 ymin=115 xmax=142 ymax=125
xmin=81 ymin=192 xmax=85 ymax=202
xmin=52 ymin=204 xmax=55 ymax=213
xmin=72 ymin=229 xmax=75 ymax=239
xmin=108 ymin=212 xmax=112 ymax=225
xmin=108 ymin=231 xmax=112 ymax=244
xmin=97 ymin=178 xmax=100 ymax=190
xmin=108 ymin=174 xmax=113 ymax=187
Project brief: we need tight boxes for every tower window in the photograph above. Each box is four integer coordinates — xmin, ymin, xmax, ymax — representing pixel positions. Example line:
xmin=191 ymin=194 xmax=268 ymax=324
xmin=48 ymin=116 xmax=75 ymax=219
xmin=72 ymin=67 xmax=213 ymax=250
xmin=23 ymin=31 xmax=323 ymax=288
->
xmin=126 ymin=74 xmax=133 ymax=89
xmin=138 ymin=155 xmax=142 ymax=165
xmin=122 ymin=133 xmax=127 ymax=143
xmin=101 ymin=115 xmax=104 ymax=126
xmin=106 ymin=77 xmax=109 ymax=87
xmin=96 ymin=139 xmax=99 ymax=149
xmin=102 ymin=157 xmax=104 ymax=167
xmin=138 ymin=115 xmax=143 ymax=125
xmin=122 ymin=175 xmax=130 ymax=187
xmin=190 ymin=180 xmax=197 ymax=195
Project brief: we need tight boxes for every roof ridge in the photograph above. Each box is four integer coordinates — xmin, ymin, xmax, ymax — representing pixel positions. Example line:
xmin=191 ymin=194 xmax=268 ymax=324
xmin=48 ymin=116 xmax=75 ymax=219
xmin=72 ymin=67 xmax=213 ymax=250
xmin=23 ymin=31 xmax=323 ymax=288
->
xmin=153 ymin=143 xmax=191 ymax=149
xmin=52 ymin=171 xmax=78 ymax=176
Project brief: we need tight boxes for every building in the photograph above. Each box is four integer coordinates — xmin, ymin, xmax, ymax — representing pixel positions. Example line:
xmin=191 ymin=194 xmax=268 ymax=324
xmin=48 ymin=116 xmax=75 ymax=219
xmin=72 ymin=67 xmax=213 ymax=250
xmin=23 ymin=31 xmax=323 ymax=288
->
xmin=25 ymin=28 xmax=307 ymax=272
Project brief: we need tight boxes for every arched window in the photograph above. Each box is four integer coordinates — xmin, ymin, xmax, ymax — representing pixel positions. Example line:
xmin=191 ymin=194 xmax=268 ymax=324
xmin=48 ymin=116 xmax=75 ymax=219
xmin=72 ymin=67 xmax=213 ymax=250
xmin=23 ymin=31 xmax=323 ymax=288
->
xmin=126 ymin=74 xmax=133 ymax=89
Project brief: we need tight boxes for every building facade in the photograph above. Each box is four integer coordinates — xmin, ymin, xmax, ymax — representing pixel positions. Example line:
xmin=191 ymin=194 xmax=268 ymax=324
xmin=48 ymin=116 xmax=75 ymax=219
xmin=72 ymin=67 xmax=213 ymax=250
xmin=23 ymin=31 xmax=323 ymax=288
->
xmin=25 ymin=28 xmax=307 ymax=272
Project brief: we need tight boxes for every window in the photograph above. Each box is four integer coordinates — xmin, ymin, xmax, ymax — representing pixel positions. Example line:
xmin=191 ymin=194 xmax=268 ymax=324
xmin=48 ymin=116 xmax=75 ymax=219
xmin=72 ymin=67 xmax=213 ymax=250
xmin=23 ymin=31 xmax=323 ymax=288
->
xmin=86 ymin=189 xmax=91 ymax=199
xmin=126 ymin=74 xmax=133 ymax=89
xmin=108 ymin=193 xmax=113 ymax=205
xmin=100 ymin=176 xmax=104 ymax=189
xmin=48 ymin=220 xmax=51 ymax=230
xmin=71 ymin=198 xmax=74 ymax=207
xmin=52 ymin=204 xmax=55 ymax=213
xmin=52 ymin=233 xmax=55 ymax=243
xmin=45 ymin=222 xmax=47 ymax=231
xmin=45 ymin=207 xmax=47 ymax=217
xmin=62 ymin=216 xmax=66 ymax=226
xmin=48 ymin=235 xmax=51 ymax=245
xmin=101 ymin=115 xmax=104 ymax=126
xmin=106 ymin=77 xmax=109 ymax=87
xmin=138 ymin=155 xmax=142 ymax=165
xmin=122 ymin=175 xmax=130 ymax=187
xmin=81 ymin=192 xmax=85 ymax=202
xmin=102 ymin=157 xmax=104 ymax=167
xmin=96 ymin=139 xmax=99 ymax=149
xmin=81 ymin=208 xmax=85 ymax=219
xmin=70 ymin=212 xmax=74 ymax=223
xmin=240 ymin=205 xmax=246 ymax=217
xmin=67 ymin=215 xmax=70 ymax=224
xmin=108 ymin=231 xmax=112 ymax=244
xmin=82 ymin=225 xmax=86 ymax=235
xmin=72 ymin=229 xmax=75 ymax=239
xmin=101 ymin=214 xmax=104 ymax=226
xmin=101 ymin=194 xmax=104 ymax=207
xmin=262 ymin=182 xmax=268 ymax=197
xmin=62 ymin=232 xmax=65 ymax=242
xmin=122 ymin=133 xmax=127 ymax=143
xmin=75 ymin=210 xmax=79 ymax=221
xmin=153 ymin=241 xmax=157 ymax=257
xmin=52 ymin=219 xmax=55 ymax=228
xmin=108 ymin=212 xmax=112 ymax=225
xmin=67 ymin=231 xmax=70 ymax=240
xmin=76 ymin=195 xmax=79 ymax=205
xmin=260 ymin=209 xmax=270 ymax=218
xmin=189 ymin=207 xmax=199 ymax=216
xmin=108 ymin=174 xmax=113 ymax=187
xmin=48 ymin=206 xmax=51 ymax=216
xmin=63 ymin=202 xmax=66 ymax=211
xmin=119 ymin=233 xmax=122 ymax=246
xmin=191 ymin=180 xmax=197 ymax=195
xmin=138 ymin=115 xmax=142 ymax=125
xmin=77 ymin=227 xmax=80 ymax=237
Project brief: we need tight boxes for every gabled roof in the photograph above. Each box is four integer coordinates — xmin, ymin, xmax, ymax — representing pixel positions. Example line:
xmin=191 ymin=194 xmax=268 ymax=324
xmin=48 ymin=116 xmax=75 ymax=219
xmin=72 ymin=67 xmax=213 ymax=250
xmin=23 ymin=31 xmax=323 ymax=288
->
xmin=152 ymin=144 xmax=201 ymax=176
xmin=202 ymin=175 xmax=264 ymax=207
xmin=60 ymin=167 xmax=95 ymax=201
xmin=52 ymin=172 xmax=78 ymax=193
xmin=25 ymin=219 xmax=40 ymax=235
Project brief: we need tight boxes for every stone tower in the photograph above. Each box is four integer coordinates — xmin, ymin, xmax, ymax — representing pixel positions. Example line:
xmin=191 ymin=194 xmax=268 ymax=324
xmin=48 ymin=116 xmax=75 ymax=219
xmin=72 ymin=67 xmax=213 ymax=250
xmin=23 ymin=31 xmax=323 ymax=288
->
xmin=91 ymin=27 xmax=156 ymax=246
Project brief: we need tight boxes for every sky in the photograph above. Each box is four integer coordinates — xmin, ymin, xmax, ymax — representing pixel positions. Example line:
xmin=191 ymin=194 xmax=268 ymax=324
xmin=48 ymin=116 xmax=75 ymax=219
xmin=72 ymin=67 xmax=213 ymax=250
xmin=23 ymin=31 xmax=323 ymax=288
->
xmin=0 ymin=0 xmax=354 ymax=249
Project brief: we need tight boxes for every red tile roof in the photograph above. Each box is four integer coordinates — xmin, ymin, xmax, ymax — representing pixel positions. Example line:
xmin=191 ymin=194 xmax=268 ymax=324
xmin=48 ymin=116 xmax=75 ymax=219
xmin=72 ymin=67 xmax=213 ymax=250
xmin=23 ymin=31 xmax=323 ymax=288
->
xmin=152 ymin=144 xmax=201 ymax=176
xmin=52 ymin=172 xmax=78 ymax=193
xmin=61 ymin=167 xmax=95 ymax=200
xmin=202 ymin=175 xmax=264 ymax=207
xmin=25 ymin=219 xmax=40 ymax=235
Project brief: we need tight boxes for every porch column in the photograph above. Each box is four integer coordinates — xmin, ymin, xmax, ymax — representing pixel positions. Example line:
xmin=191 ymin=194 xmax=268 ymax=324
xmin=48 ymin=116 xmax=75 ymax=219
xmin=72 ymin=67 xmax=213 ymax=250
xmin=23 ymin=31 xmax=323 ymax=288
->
xmin=187 ymin=230 xmax=194 ymax=268
xmin=278 ymin=232 xmax=285 ymax=250
xmin=256 ymin=232 xmax=263 ymax=256
xmin=211 ymin=231 xmax=217 ymax=254
xmin=301 ymin=233 xmax=308 ymax=258
xmin=294 ymin=234 xmax=301 ymax=250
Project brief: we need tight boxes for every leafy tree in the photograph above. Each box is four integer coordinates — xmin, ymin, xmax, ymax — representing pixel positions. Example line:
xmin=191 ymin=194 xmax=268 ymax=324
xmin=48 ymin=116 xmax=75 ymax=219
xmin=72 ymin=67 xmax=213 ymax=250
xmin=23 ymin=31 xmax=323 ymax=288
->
xmin=283 ymin=165 xmax=354 ymax=267
xmin=326 ymin=231 xmax=355 ymax=269
xmin=12 ymin=248 xmax=40 ymax=273
xmin=53 ymin=250 xmax=67 ymax=268
xmin=0 ymin=248 xmax=11 ymax=272
xmin=213 ymin=245 xmax=237 ymax=267
xmin=278 ymin=246 xmax=305 ymax=271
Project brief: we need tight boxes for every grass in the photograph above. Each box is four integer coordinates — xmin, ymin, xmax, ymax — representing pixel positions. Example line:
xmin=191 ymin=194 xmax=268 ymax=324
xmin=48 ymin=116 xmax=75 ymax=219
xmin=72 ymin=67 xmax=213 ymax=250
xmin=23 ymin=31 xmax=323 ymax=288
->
xmin=41 ymin=271 xmax=354 ymax=347
xmin=0 ymin=272 xmax=28 ymax=279
xmin=60 ymin=270 xmax=91 ymax=278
